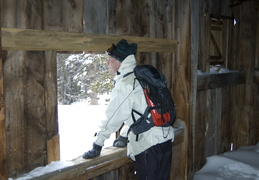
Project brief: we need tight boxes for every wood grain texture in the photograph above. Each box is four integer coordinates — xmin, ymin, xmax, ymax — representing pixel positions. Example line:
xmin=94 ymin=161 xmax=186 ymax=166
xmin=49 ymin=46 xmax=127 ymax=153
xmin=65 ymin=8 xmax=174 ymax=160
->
xmin=2 ymin=0 xmax=83 ymax=178
xmin=19 ymin=127 xmax=184 ymax=180
xmin=0 ymin=0 xmax=8 ymax=178
xmin=1 ymin=27 xmax=178 ymax=53
xmin=47 ymin=134 xmax=60 ymax=164
xmin=231 ymin=1 xmax=257 ymax=148
xmin=1 ymin=0 xmax=259 ymax=179
xmin=197 ymin=71 xmax=245 ymax=91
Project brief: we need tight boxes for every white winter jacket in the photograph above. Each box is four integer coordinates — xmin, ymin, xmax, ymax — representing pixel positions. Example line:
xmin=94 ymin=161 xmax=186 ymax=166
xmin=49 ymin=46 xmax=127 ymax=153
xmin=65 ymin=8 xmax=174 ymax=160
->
xmin=94 ymin=55 xmax=174 ymax=161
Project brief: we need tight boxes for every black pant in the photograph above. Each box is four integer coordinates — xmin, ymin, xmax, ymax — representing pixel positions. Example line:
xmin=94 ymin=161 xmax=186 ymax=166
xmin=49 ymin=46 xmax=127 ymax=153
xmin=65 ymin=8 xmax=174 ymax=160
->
xmin=135 ymin=140 xmax=172 ymax=180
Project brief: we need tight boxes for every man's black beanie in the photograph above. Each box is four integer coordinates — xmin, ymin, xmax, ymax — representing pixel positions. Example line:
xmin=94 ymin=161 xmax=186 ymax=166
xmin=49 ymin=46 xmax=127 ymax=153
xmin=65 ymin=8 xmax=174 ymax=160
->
xmin=107 ymin=39 xmax=137 ymax=62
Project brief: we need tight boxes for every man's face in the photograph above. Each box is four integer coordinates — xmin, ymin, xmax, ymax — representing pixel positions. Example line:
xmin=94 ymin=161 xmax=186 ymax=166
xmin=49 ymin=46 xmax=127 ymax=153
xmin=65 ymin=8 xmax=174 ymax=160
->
xmin=107 ymin=56 xmax=121 ymax=74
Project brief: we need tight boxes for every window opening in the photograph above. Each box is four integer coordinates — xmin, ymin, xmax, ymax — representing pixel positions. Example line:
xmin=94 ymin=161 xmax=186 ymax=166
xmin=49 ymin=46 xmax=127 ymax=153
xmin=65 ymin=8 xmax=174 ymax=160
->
xmin=208 ymin=14 xmax=234 ymax=68
xmin=57 ymin=53 xmax=115 ymax=160
xmin=210 ymin=17 xmax=224 ymax=66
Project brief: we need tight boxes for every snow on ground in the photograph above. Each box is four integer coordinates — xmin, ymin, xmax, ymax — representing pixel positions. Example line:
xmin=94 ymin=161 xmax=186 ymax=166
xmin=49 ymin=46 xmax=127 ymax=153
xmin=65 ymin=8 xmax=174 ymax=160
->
xmin=194 ymin=142 xmax=259 ymax=180
xmin=58 ymin=102 xmax=115 ymax=160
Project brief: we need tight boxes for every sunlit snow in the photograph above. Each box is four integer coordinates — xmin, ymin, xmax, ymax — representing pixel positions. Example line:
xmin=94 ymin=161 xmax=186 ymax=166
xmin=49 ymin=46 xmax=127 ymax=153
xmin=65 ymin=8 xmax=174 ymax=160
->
xmin=59 ymin=103 xmax=115 ymax=160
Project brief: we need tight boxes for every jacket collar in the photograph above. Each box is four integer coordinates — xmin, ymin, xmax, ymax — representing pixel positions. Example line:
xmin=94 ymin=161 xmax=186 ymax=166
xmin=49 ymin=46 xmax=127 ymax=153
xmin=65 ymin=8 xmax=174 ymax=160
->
xmin=114 ymin=55 xmax=136 ymax=81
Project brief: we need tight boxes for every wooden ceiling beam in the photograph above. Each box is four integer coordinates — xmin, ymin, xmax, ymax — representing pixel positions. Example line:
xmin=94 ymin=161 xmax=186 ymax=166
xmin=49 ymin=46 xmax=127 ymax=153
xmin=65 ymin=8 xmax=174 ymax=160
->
xmin=1 ymin=28 xmax=178 ymax=53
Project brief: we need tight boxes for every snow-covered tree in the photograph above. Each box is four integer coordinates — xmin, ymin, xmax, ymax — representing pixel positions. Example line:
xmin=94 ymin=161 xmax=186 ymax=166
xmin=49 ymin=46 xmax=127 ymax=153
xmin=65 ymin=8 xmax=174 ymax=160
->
xmin=57 ymin=53 xmax=114 ymax=105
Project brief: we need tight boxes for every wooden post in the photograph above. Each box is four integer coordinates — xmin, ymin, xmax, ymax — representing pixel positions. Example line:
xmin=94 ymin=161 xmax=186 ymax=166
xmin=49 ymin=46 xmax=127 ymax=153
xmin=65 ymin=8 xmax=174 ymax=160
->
xmin=232 ymin=1 xmax=257 ymax=148
xmin=0 ymin=0 xmax=8 ymax=178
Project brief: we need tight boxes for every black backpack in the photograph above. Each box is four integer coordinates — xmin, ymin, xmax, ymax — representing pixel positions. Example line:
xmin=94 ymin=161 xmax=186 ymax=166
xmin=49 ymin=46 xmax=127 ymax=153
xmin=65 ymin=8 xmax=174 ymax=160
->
xmin=130 ymin=65 xmax=176 ymax=135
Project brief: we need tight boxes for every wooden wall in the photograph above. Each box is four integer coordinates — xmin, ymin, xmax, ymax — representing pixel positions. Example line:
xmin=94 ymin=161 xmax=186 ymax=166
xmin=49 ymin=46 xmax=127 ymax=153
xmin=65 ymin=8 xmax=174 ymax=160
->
xmin=193 ymin=0 xmax=235 ymax=173
xmin=0 ymin=0 xmax=8 ymax=179
xmin=193 ymin=0 xmax=259 ymax=177
xmin=84 ymin=0 xmax=191 ymax=179
xmin=0 ymin=0 xmax=258 ymax=179
xmin=232 ymin=0 xmax=258 ymax=147
xmin=1 ymin=0 xmax=83 ymax=178
xmin=84 ymin=0 xmax=259 ymax=179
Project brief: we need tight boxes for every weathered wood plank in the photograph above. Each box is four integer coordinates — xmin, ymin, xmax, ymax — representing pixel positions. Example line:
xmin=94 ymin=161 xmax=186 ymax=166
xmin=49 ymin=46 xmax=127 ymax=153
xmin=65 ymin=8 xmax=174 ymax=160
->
xmin=197 ymin=71 xmax=245 ymax=91
xmin=43 ymin=0 xmax=84 ymax=163
xmin=1 ymin=28 xmax=178 ymax=53
xmin=0 ymin=1 xmax=8 ymax=178
xmin=47 ymin=134 xmax=60 ymax=164
xmin=4 ymin=50 xmax=27 ymax=177
xmin=118 ymin=162 xmax=136 ymax=180
xmin=22 ymin=0 xmax=47 ymax=170
xmin=84 ymin=0 xmax=108 ymax=34
xmin=190 ymin=0 xmax=202 ymax=174
xmin=2 ymin=2 xmax=29 ymax=175
xmin=231 ymin=1 xmax=256 ymax=148
xmin=0 ymin=50 xmax=7 ymax=179
xmin=24 ymin=51 xmax=47 ymax=172
xmin=3 ymin=1 xmax=84 ymax=177
xmin=254 ymin=70 xmax=259 ymax=83
xmin=15 ymin=127 xmax=184 ymax=180
xmin=171 ymin=0 xmax=191 ymax=178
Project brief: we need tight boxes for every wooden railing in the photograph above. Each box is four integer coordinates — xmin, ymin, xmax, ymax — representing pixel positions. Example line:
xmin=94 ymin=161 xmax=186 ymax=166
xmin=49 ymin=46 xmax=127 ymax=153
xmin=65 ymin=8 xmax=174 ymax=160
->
xmin=12 ymin=124 xmax=184 ymax=180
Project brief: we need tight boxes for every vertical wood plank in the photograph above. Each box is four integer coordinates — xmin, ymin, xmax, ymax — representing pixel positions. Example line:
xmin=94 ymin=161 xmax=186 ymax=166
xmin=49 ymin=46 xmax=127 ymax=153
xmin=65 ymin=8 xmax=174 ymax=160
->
xmin=163 ymin=0 xmax=174 ymax=91
xmin=172 ymin=0 xmax=191 ymax=178
xmin=118 ymin=164 xmax=136 ymax=180
xmin=4 ymin=50 xmax=27 ymax=177
xmin=2 ymin=0 xmax=36 ymax=176
xmin=232 ymin=1 xmax=256 ymax=148
xmin=84 ymin=0 xmax=108 ymax=34
xmin=22 ymin=0 xmax=47 ymax=173
xmin=0 ymin=0 xmax=8 ymax=178
xmin=254 ymin=2 xmax=259 ymax=144
xmin=43 ymin=0 xmax=84 ymax=163
xmin=47 ymin=134 xmax=60 ymax=164
xmin=2 ymin=0 xmax=83 ymax=177
xmin=220 ymin=0 xmax=235 ymax=153
xmin=190 ymin=0 xmax=202 ymax=174
xmin=0 ymin=55 xmax=7 ymax=179
xmin=44 ymin=51 xmax=59 ymax=162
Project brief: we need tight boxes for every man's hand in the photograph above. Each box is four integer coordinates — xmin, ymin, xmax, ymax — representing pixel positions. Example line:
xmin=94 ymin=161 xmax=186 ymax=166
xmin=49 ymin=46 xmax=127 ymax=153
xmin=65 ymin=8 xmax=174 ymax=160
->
xmin=113 ymin=135 xmax=128 ymax=147
xmin=82 ymin=143 xmax=102 ymax=159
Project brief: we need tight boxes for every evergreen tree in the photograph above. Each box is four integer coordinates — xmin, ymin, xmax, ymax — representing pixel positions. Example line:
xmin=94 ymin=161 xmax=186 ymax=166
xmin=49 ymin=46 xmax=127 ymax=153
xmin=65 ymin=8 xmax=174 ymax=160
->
xmin=57 ymin=53 xmax=114 ymax=105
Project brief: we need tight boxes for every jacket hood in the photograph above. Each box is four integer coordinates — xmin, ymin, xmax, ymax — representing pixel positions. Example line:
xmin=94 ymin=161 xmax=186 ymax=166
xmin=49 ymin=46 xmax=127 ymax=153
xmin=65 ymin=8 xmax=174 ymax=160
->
xmin=115 ymin=55 xmax=136 ymax=80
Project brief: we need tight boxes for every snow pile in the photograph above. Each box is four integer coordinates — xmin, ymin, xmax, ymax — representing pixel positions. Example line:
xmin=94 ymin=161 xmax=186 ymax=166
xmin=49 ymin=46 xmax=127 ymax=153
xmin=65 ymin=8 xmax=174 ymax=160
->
xmin=8 ymin=161 xmax=74 ymax=180
xmin=198 ymin=67 xmax=239 ymax=75
xmin=194 ymin=143 xmax=259 ymax=180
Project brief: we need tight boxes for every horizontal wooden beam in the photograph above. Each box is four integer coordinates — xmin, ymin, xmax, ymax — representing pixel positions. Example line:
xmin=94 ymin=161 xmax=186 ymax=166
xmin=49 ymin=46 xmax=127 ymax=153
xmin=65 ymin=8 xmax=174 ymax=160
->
xmin=48 ymin=147 xmax=132 ymax=180
xmin=1 ymin=28 xmax=178 ymax=53
xmin=197 ymin=71 xmax=245 ymax=91
xmin=14 ymin=126 xmax=184 ymax=180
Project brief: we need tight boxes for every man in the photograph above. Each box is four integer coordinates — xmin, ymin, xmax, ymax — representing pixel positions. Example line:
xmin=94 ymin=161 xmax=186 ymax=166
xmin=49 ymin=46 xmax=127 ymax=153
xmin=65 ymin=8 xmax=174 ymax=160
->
xmin=83 ymin=39 xmax=174 ymax=180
